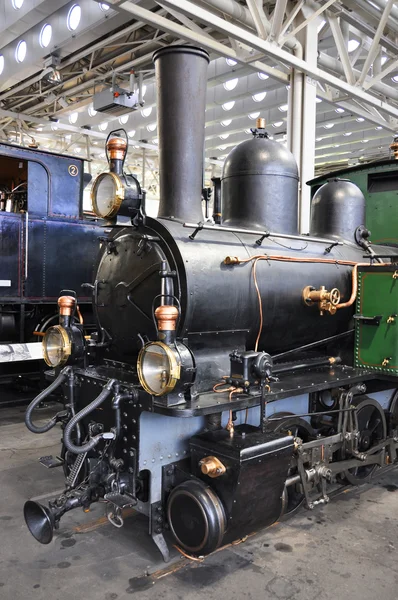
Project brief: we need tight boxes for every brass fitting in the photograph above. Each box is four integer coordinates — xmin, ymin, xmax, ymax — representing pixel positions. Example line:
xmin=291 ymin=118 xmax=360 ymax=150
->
xmin=382 ymin=357 xmax=391 ymax=367
xmin=302 ymin=285 xmax=341 ymax=316
xmin=154 ymin=305 xmax=179 ymax=331
xmin=387 ymin=315 xmax=396 ymax=324
xmin=390 ymin=136 xmax=398 ymax=159
xmin=256 ymin=117 xmax=266 ymax=129
xmin=58 ymin=295 xmax=76 ymax=317
xmin=224 ymin=256 xmax=240 ymax=265
xmin=107 ymin=137 xmax=127 ymax=161
xmin=199 ymin=456 xmax=226 ymax=478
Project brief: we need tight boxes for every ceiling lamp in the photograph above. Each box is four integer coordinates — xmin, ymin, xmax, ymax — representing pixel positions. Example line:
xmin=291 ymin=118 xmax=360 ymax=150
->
xmin=15 ymin=40 xmax=27 ymax=63
xmin=40 ymin=24 xmax=52 ymax=48
xmin=67 ymin=4 xmax=81 ymax=32
xmin=252 ymin=91 xmax=267 ymax=102
xmin=348 ymin=39 xmax=360 ymax=53
xmin=141 ymin=106 xmax=152 ymax=117
xmin=224 ymin=78 xmax=238 ymax=91
xmin=222 ymin=101 xmax=235 ymax=111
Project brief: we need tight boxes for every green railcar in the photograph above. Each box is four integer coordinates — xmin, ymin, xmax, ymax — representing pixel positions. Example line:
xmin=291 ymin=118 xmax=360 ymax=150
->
xmin=308 ymin=159 xmax=398 ymax=246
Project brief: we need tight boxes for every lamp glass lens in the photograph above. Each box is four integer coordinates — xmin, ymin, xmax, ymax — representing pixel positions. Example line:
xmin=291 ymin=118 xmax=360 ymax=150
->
xmin=141 ymin=344 xmax=171 ymax=395
xmin=94 ymin=174 xmax=118 ymax=217
xmin=44 ymin=327 xmax=67 ymax=367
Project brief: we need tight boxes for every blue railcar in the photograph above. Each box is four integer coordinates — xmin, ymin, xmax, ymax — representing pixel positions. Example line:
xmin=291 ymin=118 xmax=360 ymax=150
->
xmin=0 ymin=142 xmax=103 ymax=385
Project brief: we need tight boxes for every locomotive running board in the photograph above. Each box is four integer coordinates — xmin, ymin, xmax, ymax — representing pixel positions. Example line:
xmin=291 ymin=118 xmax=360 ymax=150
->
xmin=0 ymin=342 xmax=43 ymax=363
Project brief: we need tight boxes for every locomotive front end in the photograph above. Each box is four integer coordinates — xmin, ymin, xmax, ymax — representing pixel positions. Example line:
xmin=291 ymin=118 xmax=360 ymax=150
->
xmin=22 ymin=44 xmax=398 ymax=561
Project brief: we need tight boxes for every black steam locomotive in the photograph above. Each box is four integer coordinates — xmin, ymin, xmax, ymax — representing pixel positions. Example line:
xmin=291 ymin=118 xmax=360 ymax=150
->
xmin=0 ymin=142 xmax=103 ymax=385
xmin=23 ymin=46 xmax=398 ymax=562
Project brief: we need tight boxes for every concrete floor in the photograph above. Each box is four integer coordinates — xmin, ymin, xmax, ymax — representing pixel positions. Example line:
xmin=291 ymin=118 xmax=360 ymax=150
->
xmin=0 ymin=404 xmax=397 ymax=600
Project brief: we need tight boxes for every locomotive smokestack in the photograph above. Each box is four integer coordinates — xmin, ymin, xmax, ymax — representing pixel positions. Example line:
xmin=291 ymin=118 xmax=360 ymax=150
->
xmin=153 ymin=45 xmax=210 ymax=222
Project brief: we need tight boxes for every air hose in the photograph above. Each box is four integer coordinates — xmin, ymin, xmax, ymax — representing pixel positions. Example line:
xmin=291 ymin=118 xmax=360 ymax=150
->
xmin=63 ymin=379 xmax=116 ymax=455
xmin=25 ymin=368 xmax=70 ymax=434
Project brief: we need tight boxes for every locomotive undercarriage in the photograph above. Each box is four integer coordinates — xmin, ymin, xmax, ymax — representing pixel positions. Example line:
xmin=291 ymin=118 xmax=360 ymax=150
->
xmin=24 ymin=359 xmax=398 ymax=561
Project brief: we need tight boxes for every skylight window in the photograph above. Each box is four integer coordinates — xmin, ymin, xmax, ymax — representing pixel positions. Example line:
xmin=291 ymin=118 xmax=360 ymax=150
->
xmin=98 ymin=122 xmax=108 ymax=131
xmin=69 ymin=112 xmax=78 ymax=124
xmin=88 ymin=105 xmax=97 ymax=117
xmin=220 ymin=119 xmax=232 ymax=127
xmin=252 ymin=91 xmax=267 ymax=102
xmin=67 ymin=5 xmax=81 ymax=32
xmin=272 ymin=121 xmax=283 ymax=127
xmin=147 ymin=122 xmax=157 ymax=132
xmin=248 ymin=112 xmax=260 ymax=120
xmin=278 ymin=104 xmax=288 ymax=112
xmin=224 ymin=78 xmax=238 ymax=91
xmin=226 ymin=58 xmax=237 ymax=66
xmin=258 ymin=72 xmax=269 ymax=81
xmin=40 ymin=24 xmax=52 ymax=48
xmin=222 ymin=101 xmax=235 ymax=111
xmin=335 ymin=108 xmax=345 ymax=113
xmin=119 ymin=115 xmax=129 ymax=125
xmin=323 ymin=123 xmax=334 ymax=129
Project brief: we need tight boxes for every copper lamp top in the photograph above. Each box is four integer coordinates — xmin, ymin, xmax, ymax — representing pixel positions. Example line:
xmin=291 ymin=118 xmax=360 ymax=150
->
xmin=58 ymin=295 xmax=76 ymax=317
xmin=256 ymin=117 xmax=266 ymax=129
xmin=107 ymin=137 xmax=127 ymax=160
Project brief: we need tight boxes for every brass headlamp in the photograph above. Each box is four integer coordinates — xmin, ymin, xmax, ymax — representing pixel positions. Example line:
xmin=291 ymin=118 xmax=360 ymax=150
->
xmin=91 ymin=130 xmax=142 ymax=219
xmin=42 ymin=295 xmax=84 ymax=368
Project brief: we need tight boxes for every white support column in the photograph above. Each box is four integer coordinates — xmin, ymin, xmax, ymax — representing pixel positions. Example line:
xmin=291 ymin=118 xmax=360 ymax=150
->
xmin=298 ymin=15 xmax=318 ymax=234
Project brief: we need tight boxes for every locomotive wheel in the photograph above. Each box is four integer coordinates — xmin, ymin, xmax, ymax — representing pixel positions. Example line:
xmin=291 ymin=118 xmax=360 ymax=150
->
xmin=267 ymin=412 xmax=315 ymax=515
xmin=342 ymin=397 xmax=387 ymax=485
xmin=167 ymin=479 xmax=226 ymax=556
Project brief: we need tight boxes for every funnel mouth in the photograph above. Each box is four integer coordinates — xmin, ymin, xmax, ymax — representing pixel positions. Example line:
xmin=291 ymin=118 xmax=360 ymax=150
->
xmin=152 ymin=44 xmax=209 ymax=64
xmin=24 ymin=500 xmax=54 ymax=545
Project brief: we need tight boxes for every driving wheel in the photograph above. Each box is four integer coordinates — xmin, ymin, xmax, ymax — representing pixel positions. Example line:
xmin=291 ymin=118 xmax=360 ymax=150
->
xmin=266 ymin=412 xmax=315 ymax=515
xmin=342 ymin=396 xmax=387 ymax=485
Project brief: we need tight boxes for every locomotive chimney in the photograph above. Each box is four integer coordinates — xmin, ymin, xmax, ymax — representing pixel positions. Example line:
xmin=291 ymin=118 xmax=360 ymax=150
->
xmin=153 ymin=45 xmax=210 ymax=222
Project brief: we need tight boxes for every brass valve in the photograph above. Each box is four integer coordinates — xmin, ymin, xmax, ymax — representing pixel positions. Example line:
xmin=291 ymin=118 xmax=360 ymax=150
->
xmin=198 ymin=456 xmax=226 ymax=478
xmin=393 ymin=271 xmax=398 ymax=280
xmin=382 ymin=357 xmax=391 ymax=367
xmin=302 ymin=285 xmax=341 ymax=316
xmin=387 ymin=314 xmax=396 ymax=324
